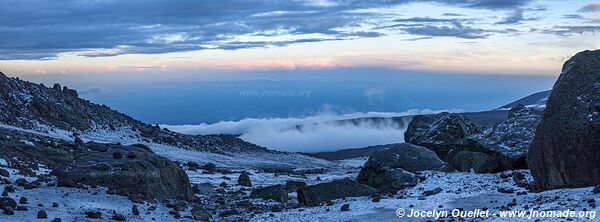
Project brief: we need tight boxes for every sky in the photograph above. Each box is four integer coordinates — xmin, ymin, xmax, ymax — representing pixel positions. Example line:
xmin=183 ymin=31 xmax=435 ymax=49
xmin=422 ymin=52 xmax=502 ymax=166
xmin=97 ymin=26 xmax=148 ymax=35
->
xmin=0 ymin=0 xmax=598 ymax=125
xmin=0 ymin=0 xmax=598 ymax=76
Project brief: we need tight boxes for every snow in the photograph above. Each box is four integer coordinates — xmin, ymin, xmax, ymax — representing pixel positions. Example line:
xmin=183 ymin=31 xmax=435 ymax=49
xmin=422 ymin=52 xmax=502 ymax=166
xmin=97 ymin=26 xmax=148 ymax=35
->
xmin=2 ymin=124 xmax=599 ymax=222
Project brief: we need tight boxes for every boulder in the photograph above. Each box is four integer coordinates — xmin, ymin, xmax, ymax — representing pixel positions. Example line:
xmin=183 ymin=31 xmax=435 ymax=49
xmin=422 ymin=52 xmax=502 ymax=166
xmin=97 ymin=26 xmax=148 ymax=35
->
xmin=468 ymin=104 xmax=541 ymax=169
xmin=250 ymin=184 xmax=288 ymax=203
xmin=405 ymin=112 xmax=480 ymax=159
xmin=297 ymin=178 xmax=376 ymax=206
xmin=52 ymin=144 xmax=193 ymax=200
xmin=191 ymin=204 xmax=210 ymax=221
xmin=358 ymin=143 xmax=453 ymax=175
xmin=237 ymin=171 xmax=252 ymax=187
xmin=448 ymin=151 xmax=500 ymax=173
xmin=528 ymin=49 xmax=600 ymax=189
xmin=357 ymin=167 xmax=422 ymax=193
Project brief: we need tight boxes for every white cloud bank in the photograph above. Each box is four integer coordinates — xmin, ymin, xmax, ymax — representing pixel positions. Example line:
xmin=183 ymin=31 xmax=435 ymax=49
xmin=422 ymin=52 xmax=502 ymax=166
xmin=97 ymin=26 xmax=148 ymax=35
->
xmin=162 ymin=109 xmax=456 ymax=152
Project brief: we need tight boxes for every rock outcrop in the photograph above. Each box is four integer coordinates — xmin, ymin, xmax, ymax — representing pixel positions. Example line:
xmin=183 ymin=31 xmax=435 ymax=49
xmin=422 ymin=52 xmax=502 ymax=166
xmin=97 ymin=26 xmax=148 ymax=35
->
xmin=357 ymin=143 xmax=451 ymax=192
xmin=470 ymin=104 xmax=540 ymax=169
xmin=52 ymin=143 xmax=194 ymax=200
xmin=528 ymin=49 xmax=600 ymax=189
xmin=405 ymin=112 xmax=480 ymax=159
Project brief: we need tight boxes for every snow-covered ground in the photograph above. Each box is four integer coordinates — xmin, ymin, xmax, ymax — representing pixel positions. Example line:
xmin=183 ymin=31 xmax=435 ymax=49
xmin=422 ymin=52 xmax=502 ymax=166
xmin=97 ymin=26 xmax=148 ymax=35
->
xmin=1 ymin=124 xmax=598 ymax=222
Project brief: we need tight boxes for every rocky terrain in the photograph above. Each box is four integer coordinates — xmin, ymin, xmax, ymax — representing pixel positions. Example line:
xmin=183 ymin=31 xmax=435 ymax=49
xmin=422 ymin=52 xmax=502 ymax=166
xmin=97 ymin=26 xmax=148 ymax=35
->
xmin=0 ymin=71 xmax=267 ymax=154
xmin=2 ymin=49 xmax=600 ymax=222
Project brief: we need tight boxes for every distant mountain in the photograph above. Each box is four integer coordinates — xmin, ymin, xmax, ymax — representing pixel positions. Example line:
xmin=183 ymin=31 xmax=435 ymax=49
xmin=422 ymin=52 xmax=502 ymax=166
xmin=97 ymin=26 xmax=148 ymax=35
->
xmin=497 ymin=90 xmax=551 ymax=110
xmin=0 ymin=71 xmax=267 ymax=153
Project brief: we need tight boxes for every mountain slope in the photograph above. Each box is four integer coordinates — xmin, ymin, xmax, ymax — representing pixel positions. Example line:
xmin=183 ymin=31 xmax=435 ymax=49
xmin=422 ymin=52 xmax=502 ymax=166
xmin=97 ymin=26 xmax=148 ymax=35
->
xmin=0 ymin=71 xmax=267 ymax=153
xmin=498 ymin=90 xmax=550 ymax=110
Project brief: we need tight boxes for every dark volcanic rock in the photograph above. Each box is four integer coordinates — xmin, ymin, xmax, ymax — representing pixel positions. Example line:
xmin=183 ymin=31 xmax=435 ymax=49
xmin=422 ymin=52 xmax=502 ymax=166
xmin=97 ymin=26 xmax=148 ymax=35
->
xmin=85 ymin=211 xmax=102 ymax=219
xmin=0 ymin=168 xmax=10 ymax=177
xmin=405 ymin=112 xmax=480 ymax=159
xmin=358 ymin=143 xmax=453 ymax=174
xmin=448 ymin=151 xmax=500 ymax=173
xmin=528 ymin=49 xmax=600 ymax=189
xmin=52 ymin=144 xmax=193 ymax=200
xmin=358 ymin=168 xmax=421 ymax=193
xmin=237 ymin=171 xmax=252 ymax=187
xmin=357 ymin=143 xmax=450 ymax=191
xmin=0 ymin=197 xmax=17 ymax=209
xmin=191 ymin=204 xmax=211 ymax=221
xmin=298 ymin=178 xmax=376 ymax=206
xmin=467 ymin=104 xmax=541 ymax=170
xmin=251 ymin=184 xmax=289 ymax=203
xmin=37 ymin=210 xmax=48 ymax=218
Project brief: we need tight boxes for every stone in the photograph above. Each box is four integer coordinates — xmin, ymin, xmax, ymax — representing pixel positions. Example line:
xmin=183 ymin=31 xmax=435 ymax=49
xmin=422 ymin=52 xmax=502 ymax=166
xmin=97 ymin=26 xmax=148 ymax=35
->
xmin=37 ymin=210 xmax=48 ymax=218
xmin=52 ymin=145 xmax=193 ymax=200
xmin=3 ymin=206 xmax=14 ymax=215
xmin=201 ymin=162 xmax=216 ymax=172
xmin=191 ymin=204 xmax=210 ymax=221
xmin=298 ymin=178 xmax=376 ymax=206
xmin=237 ymin=171 xmax=252 ymax=187
xmin=467 ymin=105 xmax=541 ymax=169
xmin=422 ymin=187 xmax=443 ymax=196
xmin=358 ymin=143 xmax=453 ymax=174
xmin=251 ymin=184 xmax=289 ymax=203
xmin=0 ymin=197 xmax=17 ymax=209
xmin=0 ymin=168 xmax=9 ymax=177
xmin=112 ymin=214 xmax=126 ymax=221
xmin=85 ymin=211 xmax=102 ymax=219
xmin=19 ymin=196 xmax=27 ymax=204
xmin=448 ymin=151 xmax=500 ymax=173
xmin=132 ymin=204 xmax=140 ymax=215
xmin=528 ymin=50 xmax=600 ymax=189
xmin=405 ymin=112 xmax=480 ymax=159
xmin=340 ymin=203 xmax=350 ymax=211
xmin=74 ymin=137 xmax=84 ymax=146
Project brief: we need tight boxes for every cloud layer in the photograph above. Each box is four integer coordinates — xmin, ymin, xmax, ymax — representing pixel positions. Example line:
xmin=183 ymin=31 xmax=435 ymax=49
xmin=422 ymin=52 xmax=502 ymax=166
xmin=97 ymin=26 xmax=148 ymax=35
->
xmin=0 ymin=0 xmax=541 ymax=60
xmin=161 ymin=109 xmax=451 ymax=152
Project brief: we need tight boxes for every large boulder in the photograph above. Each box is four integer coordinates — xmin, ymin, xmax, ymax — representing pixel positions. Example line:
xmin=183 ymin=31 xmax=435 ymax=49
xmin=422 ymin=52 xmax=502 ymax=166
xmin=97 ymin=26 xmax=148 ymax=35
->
xmin=358 ymin=143 xmax=453 ymax=175
xmin=52 ymin=143 xmax=193 ymax=200
xmin=470 ymin=104 xmax=541 ymax=170
xmin=528 ymin=50 xmax=600 ymax=189
xmin=448 ymin=151 xmax=499 ymax=173
xmin=297 ymin=178 xmax=376 ymax=206
xmin=405 ymin=112 xmax=480 ymax=159
xmin=357 ymin=143 xmax=452 ymax=191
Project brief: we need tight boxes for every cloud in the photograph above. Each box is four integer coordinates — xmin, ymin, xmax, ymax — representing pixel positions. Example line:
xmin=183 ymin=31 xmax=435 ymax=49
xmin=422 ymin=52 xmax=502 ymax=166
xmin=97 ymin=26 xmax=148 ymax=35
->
xmin=401 ymin=21 xmax=490 ymax=39
xmin=161 ymin=109 xmax=450 ymax=152
xmin=543 ymin=26 xmax=600 ymax=36
xmin=364 ymin=88 xmax=385 ymax=105
xmin=578 ymin=2 xmax=600 ymax=13
xmin=495 ymin=9 xmax=536 ymax=25
xmin=0 ymin=0 xmax=537 ymax=60
xmin=563 ymin=14 xmax=584 ymax=19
